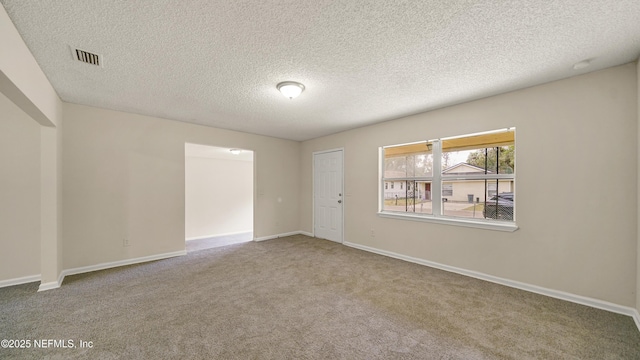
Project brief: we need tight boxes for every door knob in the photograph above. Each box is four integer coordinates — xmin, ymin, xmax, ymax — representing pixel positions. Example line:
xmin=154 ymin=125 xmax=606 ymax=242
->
xmin=338 ymin=200 xmax=342 ymax=203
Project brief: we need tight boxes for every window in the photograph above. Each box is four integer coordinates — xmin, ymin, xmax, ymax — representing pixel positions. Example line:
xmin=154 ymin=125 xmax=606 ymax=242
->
xmin=385 ymin=182 xmax=388 ymax=190
xmin=380 ymin=128 xmax=516 ymax=230
xmin=382 ymin=141 xmax=434 ymax=214
xmin=487 ymin=182 xmax=497 ymax=197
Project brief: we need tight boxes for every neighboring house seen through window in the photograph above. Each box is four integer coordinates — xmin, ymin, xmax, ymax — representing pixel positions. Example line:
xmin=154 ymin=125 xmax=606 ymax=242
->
xmin=380 ymin=128 xmax=515 ymax=226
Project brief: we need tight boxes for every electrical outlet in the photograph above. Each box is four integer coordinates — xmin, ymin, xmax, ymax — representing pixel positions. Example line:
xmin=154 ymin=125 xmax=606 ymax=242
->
xmin=123 ymin=238 xmax=131 ymax=247
xmin=370 ymin=229 xmax=375 ymax=237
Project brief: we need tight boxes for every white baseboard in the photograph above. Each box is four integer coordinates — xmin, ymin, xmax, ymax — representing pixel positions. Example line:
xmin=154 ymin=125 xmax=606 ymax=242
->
xmin=344 ymin=241 xmax=640 ymax=331
xmin=38 ymin=273 xmax=63 ymax=292
xmin=186 ymin=230 xmax=252 ymax=242
xmin=254 ymin=231 xmax=312 ymax=242
xmin=0 ymin=274 xmax=41 ymax=289
xmin=57 ymin=250 xmax=187 ymax=286
xmin=632 ymin=309 xmax=640 ymax=331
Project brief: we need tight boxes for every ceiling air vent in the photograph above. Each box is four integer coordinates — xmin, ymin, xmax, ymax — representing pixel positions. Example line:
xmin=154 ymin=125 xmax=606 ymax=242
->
xmin=73 ymin=48 xmax=101 ymax=66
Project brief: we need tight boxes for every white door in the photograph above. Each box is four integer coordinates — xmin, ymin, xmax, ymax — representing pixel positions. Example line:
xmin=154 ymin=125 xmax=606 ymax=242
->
xmin=314 ymin=150 xmax=343 ymax=243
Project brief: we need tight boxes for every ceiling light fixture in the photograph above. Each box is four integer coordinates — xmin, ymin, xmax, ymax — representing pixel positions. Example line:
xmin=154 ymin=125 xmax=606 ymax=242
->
xmin=229 ymin=149 xmax=242 ymax=155
xmin=277 ymin=81 xmax=305 ymax=99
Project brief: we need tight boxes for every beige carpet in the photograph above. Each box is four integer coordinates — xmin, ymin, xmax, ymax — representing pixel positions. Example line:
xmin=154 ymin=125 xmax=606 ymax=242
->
xmin=1 ymin=235 xmax=639 ymax=359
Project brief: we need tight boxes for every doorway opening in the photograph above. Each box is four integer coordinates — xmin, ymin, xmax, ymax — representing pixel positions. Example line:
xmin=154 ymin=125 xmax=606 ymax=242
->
xmin=185 ymin=143 xmax=254 ymax=252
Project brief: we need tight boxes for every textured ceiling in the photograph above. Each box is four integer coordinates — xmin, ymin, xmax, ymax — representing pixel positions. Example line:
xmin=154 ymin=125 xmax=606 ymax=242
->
xmin=2 ymin=1 xmax=640 ymax=141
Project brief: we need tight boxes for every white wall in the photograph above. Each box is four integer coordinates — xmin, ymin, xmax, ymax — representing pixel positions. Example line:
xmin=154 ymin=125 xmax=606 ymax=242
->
xmin=636 ymin=58 xmax=640 ymax=314
xmin=1 ymin=4 xmax=63 ymax=288
xmin=62 ymin=103 xmax=299 ymax=269
xmin=300 ymin=63 xmax=638 ymax=307
xmin=0 ymin=92 xmax=41 ymax=281
xmin=185 ymin=155 xmax=253 ymax=239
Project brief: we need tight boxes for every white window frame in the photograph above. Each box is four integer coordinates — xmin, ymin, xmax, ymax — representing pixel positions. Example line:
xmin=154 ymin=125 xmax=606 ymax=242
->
xmin=378 ymin=129 xmax=518 ymax=232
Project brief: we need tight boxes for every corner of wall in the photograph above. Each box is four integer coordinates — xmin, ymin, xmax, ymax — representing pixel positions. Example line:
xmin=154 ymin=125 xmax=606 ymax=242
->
xmin=636 ymin=58 xmax=640 ymax=318
xmin=56 ymin=111 xmax=63 ymax=279
xmin=1 ymin=4 xmax=64 ymax=287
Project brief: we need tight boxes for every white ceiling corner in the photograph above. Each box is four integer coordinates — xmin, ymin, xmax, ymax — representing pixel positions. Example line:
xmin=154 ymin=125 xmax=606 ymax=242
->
xmin=2 ymin=0 xmax=639 ymax=141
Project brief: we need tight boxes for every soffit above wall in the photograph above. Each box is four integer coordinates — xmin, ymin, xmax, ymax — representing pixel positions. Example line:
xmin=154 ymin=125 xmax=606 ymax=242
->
xmin=185 ymin=143 xmax=253 ymax=162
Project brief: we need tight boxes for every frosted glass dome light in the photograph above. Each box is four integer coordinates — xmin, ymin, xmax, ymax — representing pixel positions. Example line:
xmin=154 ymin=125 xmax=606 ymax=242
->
xmin=277 ymin=81 xmax=305 ymax=99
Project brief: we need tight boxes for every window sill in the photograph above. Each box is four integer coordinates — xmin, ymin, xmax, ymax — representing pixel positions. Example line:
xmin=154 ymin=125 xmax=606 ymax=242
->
xmin=377 ymin=211 xmax=519 ymax=232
